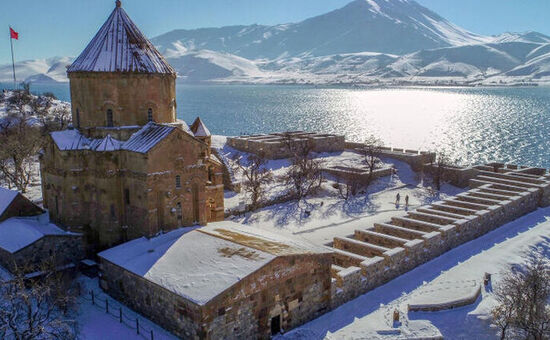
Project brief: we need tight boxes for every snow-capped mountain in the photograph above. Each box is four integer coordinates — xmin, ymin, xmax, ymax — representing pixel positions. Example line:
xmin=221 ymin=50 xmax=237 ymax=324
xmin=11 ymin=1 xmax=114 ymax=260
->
xmin=152 ymin=0 xmax=492 ymax=59
xmin=2 ymin=0 xmax=550 ymax=85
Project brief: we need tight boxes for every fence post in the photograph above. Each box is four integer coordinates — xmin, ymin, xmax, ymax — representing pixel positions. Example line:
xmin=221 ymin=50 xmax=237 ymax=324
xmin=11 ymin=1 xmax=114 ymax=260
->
xmin=136 ymin=318 xmax=140 ymax=335
xmin=119 ymin=308 xmax=122 ymax=323
xmin=106 ymin=299 xmax=109 ymax=314
xmin=151 ymin=330 xmax=154 ymax=340
xmin=91 ymin=290 xmax=95 ymax=305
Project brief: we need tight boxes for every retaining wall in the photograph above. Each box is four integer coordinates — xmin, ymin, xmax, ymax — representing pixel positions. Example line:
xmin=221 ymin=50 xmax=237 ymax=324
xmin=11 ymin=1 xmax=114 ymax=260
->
xmin=330 ymin=171 xmax=550 ymax=308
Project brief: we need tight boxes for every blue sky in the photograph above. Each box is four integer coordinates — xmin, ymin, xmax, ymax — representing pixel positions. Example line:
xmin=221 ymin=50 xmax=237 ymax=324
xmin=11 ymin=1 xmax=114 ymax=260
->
xmin=1 ymin=0 xmax=549 ymax=64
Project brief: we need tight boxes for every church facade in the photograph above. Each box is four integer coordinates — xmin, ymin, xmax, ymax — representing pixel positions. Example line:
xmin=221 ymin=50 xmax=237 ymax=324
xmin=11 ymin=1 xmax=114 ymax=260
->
xmin=39 ymin=0 xmax=224 ymax=249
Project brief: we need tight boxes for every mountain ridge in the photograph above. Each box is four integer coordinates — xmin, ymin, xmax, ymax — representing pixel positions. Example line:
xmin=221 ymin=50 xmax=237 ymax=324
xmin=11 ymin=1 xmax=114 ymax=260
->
xmin=2 ymin=0 xmax=550 ymax=86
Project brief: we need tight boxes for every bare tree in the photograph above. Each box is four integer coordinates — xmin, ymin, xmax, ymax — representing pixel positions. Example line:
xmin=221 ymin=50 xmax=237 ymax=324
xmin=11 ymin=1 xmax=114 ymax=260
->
xmin=0 ymin=117 xmax=44 ymax=193
xmin=284 ymin=142 xmax=323 ymax=200
xmin=0 ymin=88 xmax=67 ymax=192
xmin=0 ymin=259 xmax=79 ymax=339
xmin=336 ymin=171 xmax=362 ymax=200
xmin=431 ymin=151 xmax=451 ymax=191
xmin=492 ymin=251 xmax=550 ymax=340
xmin=29 ymin=94 xmax=71 ymax=132
xmin=359 ymin=135 xmax=383 ymax=187
xmin=233 ymin=152 xmax=273 ymax=210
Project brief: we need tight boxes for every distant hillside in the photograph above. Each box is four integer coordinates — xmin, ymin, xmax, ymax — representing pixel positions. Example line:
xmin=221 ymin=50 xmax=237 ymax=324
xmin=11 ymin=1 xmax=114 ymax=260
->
xmin=0 ymin=57 xmax=72 ymax=84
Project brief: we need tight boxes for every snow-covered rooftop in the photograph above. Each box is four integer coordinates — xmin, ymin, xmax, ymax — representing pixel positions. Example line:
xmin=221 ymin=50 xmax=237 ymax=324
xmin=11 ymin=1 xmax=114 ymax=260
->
xmin=51 ymin=123 xmax=176 ymax=154
xmin=122 ymin=122 xmax=175 ymax=153
xmin=67 ymin=1 xmax=175 ymax=74
xmin=0 ymin=215 xmax=78 ymax=253
xmin=0 ymin=187 xmax=19 ymax=216
xmin=190 ymin=117 xmax=211 ymax=137
xmin=98 ymin=222 xmax=329 ymax=305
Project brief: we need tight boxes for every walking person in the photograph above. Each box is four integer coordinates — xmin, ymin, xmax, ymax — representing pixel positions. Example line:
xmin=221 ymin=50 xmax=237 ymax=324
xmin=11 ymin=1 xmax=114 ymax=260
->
xmin=405 ymin=194 xmax=409 ymax=210
xmin=395 ymin=193 xmax=400 ymax=208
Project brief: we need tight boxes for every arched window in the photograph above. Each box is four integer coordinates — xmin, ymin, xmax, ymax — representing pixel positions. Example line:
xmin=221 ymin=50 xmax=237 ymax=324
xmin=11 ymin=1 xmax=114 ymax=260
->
xmin=106 ymin=109 xmax=114 ymax=127
xmin=175 ymin=175 xmax=181 ymax=188
xmin=76 ymin=108 xmax=80 ymax=128
xmin=147 ymin=108 xmax=153 ymax=122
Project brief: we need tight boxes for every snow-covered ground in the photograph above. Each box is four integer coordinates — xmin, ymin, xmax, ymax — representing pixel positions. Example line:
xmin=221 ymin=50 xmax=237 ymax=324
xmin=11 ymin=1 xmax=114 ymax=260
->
xmin=76 ymin=276 xmax=177 ymax=340
xmin=2 ymin=134 xmax=548 ymax=339
xmin=279 ymin=207 xmax=550 ymax=340
xmin=214 ymin=135 xmax=462 ymax=246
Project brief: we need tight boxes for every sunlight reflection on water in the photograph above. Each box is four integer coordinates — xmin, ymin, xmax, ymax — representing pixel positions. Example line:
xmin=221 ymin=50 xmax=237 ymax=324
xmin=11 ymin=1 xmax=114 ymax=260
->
xmin=11 ymin=83 xmax=550 ymax=168
xmin=179 ymin=85 xmax=550 ymax=168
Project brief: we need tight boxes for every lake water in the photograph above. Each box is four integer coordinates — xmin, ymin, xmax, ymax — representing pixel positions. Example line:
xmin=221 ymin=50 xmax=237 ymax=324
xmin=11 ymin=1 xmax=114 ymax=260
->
xmin=4 ymin=82 xmax=550 ymax=168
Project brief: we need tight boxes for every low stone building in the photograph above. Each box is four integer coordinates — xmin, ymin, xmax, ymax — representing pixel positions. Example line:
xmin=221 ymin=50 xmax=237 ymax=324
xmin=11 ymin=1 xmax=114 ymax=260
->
xmin=0 ymin=187 xmax=44 ymax=222
xmin=98 ymin=222 xmax=332 ymax=339
xmin=0 ymin=213 xmax=83 ymax=275
xmin=39 ymin=1 xmax=224 ymax=250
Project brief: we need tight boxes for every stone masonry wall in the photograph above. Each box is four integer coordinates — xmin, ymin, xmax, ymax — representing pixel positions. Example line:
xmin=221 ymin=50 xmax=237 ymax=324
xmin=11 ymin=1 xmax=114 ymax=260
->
xmin=0 ymin=234 xmax=84 ymax=274
xmin=100 ymin=253 xmax=332 ymax=339
xmin=330 ymin=177 xmax=548 ymax=308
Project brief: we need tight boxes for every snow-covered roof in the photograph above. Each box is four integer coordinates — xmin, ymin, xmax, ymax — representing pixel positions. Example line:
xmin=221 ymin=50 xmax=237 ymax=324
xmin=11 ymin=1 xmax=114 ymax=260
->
xmin=122 ymin=122 xmax=175 ymax=153
xmin=67 ymin=1 xmax=175 ymax=74
xmin=202 ymin=221 xmax=332 ymax=256
xmin=98 ymin=222 xmax=329 ymax=305
xmin=0 ymin=215 xmax=78 ymax=254
xmin=51 ymin=123 xmax=175 ymax=154
xmin=190 ymin=117 xmax=211 ymax=137
xmin=0 ymin=187 xmax=19 ymax=216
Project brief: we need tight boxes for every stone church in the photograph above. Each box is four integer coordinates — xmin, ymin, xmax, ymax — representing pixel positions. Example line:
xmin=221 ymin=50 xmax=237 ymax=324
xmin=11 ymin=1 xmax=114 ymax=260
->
xmin=40 ymin=0 xmax=224 ymax=250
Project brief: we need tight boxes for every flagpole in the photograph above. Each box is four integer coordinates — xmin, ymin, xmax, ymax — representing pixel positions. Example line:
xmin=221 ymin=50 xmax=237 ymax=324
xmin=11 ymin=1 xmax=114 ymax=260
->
xmin=9 ymin=26 xmax=16 ymax=89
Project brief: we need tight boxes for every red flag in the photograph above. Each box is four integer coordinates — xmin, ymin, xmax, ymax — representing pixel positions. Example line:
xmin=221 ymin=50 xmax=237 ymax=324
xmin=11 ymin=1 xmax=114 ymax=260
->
xmin=10 ymin=27 xmax=18 ymax=40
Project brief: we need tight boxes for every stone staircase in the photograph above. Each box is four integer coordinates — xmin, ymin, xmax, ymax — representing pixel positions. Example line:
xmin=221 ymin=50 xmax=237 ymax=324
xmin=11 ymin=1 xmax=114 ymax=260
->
xmin=329 ymin=164 xmax=550 ymax=307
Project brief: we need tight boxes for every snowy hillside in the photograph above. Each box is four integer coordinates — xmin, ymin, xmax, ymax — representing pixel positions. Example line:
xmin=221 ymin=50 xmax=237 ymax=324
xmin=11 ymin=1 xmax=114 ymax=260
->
xmin=164 ymin=47 xmax=267 ymax=82
xmin=152 ymin=0 xmax=492 ymax=59
xmin=0 ymin=57 xmax=72 ymax=83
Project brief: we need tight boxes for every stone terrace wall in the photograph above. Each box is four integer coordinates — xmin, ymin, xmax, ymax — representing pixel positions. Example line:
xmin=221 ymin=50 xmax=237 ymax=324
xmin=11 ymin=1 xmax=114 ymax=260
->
xmin=345 ymin=142 xmax=436 ymax=171
xmin=322 ymin=165 xmax=394 ymax=184
xmin=329 ymin=167 xmax=550 ymax=308
xmin=227 ymin=132 xmax=345 ymax=159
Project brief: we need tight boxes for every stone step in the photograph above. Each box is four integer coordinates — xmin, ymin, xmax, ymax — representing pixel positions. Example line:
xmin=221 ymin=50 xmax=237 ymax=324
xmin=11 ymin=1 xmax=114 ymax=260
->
xmin=456 ymin=194 xmax=503 ymax=206
xmin=430 ymin=202 xmax=477 ymax=216
xmin=470 ymin=179 xmax=528 ymax=193
xmin=354 ymin=229 xmax=409 ymax=249
xmin=407 ymin=211 xmax=458 ymax=225
xmin=333 ymin=237 xmax=390 ymax=258
xmin=469 ymin=191 xmax=514 ymax=201
xmin=475 ymin=175 xmax=541 ymax=190
xmin=478 ymin=186 xmax=523 ymax=197
xmin=506 ymin=171 xmax=542 ymax=179
xmin=373 ymin=223 xmax=426 ymax=240
xmin=478 ymin=170 xmax=546 ymax=185
xmin=331 ymin=264 xmax=346 ymax=276
xmin=391 ymin=217 xmax=443 ymax=233
xmin=443 ymin=198 xmax=490 ymax=211
xmin=331 ymin=248 xmax=369 ymax=268
xmin=417 ymin=208 xmax=466 ymax=220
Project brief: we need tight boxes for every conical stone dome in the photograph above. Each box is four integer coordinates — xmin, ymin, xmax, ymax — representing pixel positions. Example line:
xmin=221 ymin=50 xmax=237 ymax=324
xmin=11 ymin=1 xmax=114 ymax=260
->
xmin=68 ymin=1 xmax=174 ymax=74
